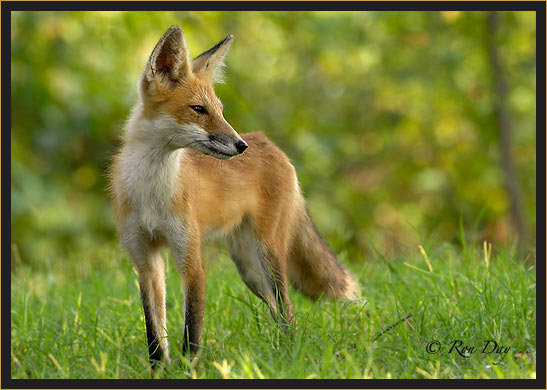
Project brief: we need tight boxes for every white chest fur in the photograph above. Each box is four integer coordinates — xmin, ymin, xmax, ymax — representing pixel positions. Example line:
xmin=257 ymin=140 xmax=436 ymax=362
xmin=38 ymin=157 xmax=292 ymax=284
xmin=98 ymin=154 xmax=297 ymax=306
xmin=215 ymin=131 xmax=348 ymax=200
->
xmin=119 ymin=141 xmax=181 ymax=236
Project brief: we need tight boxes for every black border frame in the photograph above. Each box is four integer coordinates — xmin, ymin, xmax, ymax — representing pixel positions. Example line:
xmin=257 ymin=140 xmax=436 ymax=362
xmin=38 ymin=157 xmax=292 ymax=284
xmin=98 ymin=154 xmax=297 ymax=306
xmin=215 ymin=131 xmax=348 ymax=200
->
xmin=2 ymin=1 xmax=545 ymax=389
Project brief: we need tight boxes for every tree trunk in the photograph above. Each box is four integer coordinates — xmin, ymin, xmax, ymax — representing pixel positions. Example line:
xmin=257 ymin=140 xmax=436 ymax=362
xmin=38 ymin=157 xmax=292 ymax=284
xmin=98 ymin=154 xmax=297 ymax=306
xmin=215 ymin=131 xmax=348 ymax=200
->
xmin=486 ymin=11 xmax=528 ymax=247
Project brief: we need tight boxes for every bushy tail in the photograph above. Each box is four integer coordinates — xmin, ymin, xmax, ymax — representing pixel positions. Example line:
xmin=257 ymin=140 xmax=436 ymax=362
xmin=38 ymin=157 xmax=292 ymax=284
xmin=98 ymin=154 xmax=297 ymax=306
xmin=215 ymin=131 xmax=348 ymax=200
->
xmin=288 ymin=210 xmax=359 ymax=300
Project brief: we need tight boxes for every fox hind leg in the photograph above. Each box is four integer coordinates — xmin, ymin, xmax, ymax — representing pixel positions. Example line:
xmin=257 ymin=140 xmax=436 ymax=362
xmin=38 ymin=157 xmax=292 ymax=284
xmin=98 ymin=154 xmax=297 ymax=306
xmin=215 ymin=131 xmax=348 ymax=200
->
xmin=262 ymin=244 xmax=294 ymax=325
xmin=227 ymin=221 xmax=294 ymax=326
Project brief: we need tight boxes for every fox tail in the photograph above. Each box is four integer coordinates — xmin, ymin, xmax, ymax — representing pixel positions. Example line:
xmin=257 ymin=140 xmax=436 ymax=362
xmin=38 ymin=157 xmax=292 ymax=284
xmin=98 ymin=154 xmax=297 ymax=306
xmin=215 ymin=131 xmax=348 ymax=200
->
xmin=288 ymin=209 xmax=360 ymax=301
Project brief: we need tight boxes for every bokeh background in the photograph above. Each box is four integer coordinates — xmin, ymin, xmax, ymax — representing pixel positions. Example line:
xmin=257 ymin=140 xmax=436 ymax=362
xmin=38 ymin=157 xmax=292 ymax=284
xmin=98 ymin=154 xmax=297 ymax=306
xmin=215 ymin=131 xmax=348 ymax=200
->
xmin=11 ymin=11 xmax=537 ymax=269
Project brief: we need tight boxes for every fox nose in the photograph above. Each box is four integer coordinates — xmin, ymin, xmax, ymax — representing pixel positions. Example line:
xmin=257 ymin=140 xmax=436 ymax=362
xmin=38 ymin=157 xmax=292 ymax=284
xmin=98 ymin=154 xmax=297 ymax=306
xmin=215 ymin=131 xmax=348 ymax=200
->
xmin=235 ymin=140 xmax=248 ymax=154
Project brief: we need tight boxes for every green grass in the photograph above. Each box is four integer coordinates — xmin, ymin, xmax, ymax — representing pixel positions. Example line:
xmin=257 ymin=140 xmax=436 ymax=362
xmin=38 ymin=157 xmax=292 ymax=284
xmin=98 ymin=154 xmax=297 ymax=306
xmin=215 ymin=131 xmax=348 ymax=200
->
xmin=11 ymin=240 xmax=536 ymax=379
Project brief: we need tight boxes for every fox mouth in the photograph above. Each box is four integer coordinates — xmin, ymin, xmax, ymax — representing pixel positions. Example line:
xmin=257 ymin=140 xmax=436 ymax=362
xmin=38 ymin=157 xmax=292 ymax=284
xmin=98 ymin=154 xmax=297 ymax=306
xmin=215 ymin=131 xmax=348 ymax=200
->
xmin=191 ymin=134 xmax=246 ymax=160
xmin=199 ymin=144 xmax=237 ymax=160
xmin=189 ymin=140 xmax=239 ymax=160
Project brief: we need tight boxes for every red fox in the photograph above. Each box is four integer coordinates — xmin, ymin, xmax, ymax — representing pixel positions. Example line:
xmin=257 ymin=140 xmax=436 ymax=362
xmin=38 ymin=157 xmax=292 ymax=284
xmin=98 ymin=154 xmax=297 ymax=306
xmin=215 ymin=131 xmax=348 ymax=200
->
xmin=110 ymin=25 xmax=359 ymax=367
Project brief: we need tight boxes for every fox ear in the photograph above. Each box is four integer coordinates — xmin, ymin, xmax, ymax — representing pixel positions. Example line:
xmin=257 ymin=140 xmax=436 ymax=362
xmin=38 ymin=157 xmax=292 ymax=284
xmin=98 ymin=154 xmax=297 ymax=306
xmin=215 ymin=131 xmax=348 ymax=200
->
xmin=144 ymin=25 xmax=191 ymax=87
xmin=192 ymin=35 xmax=234 ymax=83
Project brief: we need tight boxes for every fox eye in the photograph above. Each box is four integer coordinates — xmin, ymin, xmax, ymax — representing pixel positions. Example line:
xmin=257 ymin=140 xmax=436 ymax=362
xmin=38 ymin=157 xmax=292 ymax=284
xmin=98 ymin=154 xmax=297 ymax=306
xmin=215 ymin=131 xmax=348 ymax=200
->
xmin=190 ymin=105 xmax=208 ymax=114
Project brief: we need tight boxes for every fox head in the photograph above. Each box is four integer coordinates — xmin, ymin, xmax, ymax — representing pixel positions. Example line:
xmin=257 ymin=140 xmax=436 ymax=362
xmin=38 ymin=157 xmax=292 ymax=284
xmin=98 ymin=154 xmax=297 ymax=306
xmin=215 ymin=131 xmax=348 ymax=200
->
xmin=136 ymin=25 xmax=247 ymax=159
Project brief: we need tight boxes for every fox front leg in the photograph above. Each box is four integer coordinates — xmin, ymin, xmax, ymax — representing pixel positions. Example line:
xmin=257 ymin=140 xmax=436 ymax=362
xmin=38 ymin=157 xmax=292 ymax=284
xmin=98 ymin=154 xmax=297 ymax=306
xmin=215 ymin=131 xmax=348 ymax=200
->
xmin=121 ymin=226 xmax=170 ymax=369
xmin=170 ymin=237 xmax=206 ymax=359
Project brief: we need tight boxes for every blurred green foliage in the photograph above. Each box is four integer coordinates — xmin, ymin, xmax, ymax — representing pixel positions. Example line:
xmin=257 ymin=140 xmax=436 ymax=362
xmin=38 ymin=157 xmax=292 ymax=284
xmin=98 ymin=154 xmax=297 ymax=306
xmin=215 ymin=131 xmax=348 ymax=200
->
xmin=11 ymin=11 xmax=536 ymax=267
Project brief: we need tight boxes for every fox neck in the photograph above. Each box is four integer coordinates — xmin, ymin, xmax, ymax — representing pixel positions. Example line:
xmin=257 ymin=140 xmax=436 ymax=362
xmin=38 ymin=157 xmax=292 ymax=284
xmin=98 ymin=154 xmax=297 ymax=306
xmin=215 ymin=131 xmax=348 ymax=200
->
xmin=121 ymin=111 xmax=183 ymax=232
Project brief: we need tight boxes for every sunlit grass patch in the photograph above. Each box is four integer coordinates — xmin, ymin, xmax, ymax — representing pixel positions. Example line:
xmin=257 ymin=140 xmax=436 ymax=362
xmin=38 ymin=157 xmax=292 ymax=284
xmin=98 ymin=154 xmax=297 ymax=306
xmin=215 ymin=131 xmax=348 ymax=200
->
xmin=11 ymin=241 xmax=535 ymax=379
